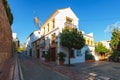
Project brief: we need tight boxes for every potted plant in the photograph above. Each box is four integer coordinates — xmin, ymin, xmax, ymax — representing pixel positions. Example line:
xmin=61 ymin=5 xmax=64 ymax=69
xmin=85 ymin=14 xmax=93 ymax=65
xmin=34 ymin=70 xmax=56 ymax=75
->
xmin=44 ymin=50 xmax=51 ymax=62
xmin=58 ymin=52 xmax=66 ymax=65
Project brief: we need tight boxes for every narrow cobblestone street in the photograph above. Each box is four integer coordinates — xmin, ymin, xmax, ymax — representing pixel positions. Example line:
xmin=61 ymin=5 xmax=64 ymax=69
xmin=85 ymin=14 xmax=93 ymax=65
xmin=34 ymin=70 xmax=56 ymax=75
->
xmin=18 ymin=54 xmax=71 ymax=80
xmin=18 ymin=54 xmax=120 ymax=80
xmin=1 ymin=0 xmax=120 ymax=80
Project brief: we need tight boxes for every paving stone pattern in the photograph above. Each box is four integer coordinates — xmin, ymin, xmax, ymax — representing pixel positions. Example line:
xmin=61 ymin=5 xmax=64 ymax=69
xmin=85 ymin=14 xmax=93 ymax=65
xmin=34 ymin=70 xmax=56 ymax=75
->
xmin=19 ymin=54 xmax=120 ymax=80
xmin=19 ymin=54 xmax=71 ymax=80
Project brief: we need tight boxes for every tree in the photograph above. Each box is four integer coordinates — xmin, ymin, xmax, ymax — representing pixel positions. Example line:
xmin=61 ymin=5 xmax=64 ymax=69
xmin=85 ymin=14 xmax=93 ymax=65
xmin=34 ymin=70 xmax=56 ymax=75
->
xmin=95 ymin=42 xmax=109 ymax=54
xmin=17 ymin=47 xmax=26 ymax=52
xmin=60 ymin=28 xmax=85 ymax=65
xmin=109 ymin=27 xmax=120 ymax=62
xmin=44 ymin=49 xmax=51 ymax=61
xmin=95 ymin=42 xmax=110 ymax=60
xmin=2 ymin=0 xmax=13 ymax=25
xmin=110 ymin=27 xmax=120 ymax=50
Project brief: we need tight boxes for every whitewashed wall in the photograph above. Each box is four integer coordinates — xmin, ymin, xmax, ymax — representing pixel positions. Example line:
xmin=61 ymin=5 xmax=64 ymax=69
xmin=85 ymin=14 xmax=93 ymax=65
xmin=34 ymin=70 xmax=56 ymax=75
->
xmin=26 ymin=30 xmax=41 ymax=56
xmin=37 ymin=8 xmax=95 ymax=64
xmin=55 ymin=8 xmax=79 ymax=32
xmin=60 ymin=45 xmax=85 ymax=64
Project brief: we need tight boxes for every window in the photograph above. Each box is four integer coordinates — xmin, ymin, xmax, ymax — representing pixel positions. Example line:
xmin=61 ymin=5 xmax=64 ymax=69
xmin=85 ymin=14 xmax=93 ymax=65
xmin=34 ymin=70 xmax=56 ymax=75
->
xmin=66 ymin=17 xmax=72 ymax=24
xmin=53 ymin=19 xmax=55 ymax=28
xmin=65 ymin=17 xmax=73 ymax=29
xmin=85 ymin=38 xmax=87 ymax=44
xmin=51 ymin=33 xmax=56 ymax=44
xmin=91 ymin=41 xmax=93 ymax=45
xmin=76 ymin=50 xmax=82 ymax=57
xmin=44 ymin=27 xmax=45 ymax=34
xmin=47 ymin=23 xmax=49 ymax=32
xmin=70 ymin=49 xmax=74 ymax=58
xmin=87 ymin=40 xmax=89 ymax=45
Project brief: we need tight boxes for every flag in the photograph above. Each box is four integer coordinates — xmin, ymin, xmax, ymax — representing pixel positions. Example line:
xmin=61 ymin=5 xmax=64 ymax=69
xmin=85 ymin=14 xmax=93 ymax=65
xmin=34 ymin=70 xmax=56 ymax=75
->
xmin=35 ymin=17 xmax=39 ymax=23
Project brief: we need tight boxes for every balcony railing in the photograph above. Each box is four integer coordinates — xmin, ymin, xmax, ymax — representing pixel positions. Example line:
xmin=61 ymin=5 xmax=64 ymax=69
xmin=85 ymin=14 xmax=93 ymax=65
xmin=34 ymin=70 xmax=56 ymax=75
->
xmin=64 ymin=22 xmax=77 ymax=28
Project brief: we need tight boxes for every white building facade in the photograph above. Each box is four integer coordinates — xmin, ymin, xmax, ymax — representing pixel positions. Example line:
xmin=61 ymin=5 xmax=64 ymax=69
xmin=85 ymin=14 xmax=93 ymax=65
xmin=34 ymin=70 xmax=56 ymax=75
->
xmin=26 ymin=30 xmax=41 ymax=56
xmin=27 ymin=7 xmax=95 ymax=64
xmin=40 ymin=8 xmax=85 ymax=64
xmin=12 ymin=33 xmax=18 ymax=42
xmin=100 ymin=40 xmax=110 ymax=49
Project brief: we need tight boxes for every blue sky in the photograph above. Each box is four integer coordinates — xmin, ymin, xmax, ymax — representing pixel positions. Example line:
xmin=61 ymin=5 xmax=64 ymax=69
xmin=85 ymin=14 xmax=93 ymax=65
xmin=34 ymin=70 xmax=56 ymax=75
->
xmin=8 ymin=0 xmax=120 ymax=43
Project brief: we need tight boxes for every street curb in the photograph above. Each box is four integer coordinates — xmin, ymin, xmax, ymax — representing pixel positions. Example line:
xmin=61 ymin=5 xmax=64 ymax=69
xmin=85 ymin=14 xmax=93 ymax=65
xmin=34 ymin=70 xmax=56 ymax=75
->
xmin=18 ymin=59 xmax=24 ymax=80
xmin=13 ymin=59 xmax=19 ymax=80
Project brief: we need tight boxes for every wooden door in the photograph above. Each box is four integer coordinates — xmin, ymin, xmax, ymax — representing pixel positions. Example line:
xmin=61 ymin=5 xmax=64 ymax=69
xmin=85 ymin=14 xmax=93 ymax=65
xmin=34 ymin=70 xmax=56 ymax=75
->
xmin=51 ymin=47 xmax=56 ymax=61
xmin=36 ymin=49 xmax=40 ymax=58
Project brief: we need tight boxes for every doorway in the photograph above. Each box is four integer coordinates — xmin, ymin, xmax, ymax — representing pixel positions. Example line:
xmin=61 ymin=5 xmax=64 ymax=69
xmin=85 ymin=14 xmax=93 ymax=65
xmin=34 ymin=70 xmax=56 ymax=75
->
xmin=29 ymin=49 xmax=32 ymax=56
xmin=51 ymin=47 xmax=56 ymax=61
xmin=36 ymin=49 xmax=40 ymax=58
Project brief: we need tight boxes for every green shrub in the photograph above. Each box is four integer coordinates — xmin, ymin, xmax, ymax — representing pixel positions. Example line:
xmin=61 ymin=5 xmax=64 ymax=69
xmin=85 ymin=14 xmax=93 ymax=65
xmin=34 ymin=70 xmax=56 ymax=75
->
xmin=58 ymin=52 xmax=66 ymax=62
xmin=85 ymin=53 xmax=94 ymax=60
xmin=44 ymin=50 xmax=51 ymax=61
xmin=109 ymin=50 xmax=120 ymax=62
xmin=2 ymin=0 xmax=13 ymax=25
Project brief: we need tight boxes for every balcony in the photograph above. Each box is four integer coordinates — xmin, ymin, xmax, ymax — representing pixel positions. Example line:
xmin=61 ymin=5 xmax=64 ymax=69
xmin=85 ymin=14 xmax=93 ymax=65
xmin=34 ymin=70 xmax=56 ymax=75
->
xmin=64 ymin=22 xmax=77 ymax=28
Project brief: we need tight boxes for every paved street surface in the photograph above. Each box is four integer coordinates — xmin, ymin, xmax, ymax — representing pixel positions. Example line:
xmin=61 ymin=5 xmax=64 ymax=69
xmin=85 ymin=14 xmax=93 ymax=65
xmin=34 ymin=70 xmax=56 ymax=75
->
xmin=83 ymin=62 xmax=120 ymax=80
xmin=19 ymin=53 xmax=120 ymax=80
xmin=18 ymin=54 xmax=71 ymax=80
xmin=69 ymin=61 xmax=120 ymax=80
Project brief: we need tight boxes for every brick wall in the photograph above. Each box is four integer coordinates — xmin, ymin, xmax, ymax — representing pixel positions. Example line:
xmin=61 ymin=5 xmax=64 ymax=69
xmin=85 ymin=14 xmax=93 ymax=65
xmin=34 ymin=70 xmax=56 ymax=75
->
xmin=0 ymin=0 xmax=13 ymax=71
